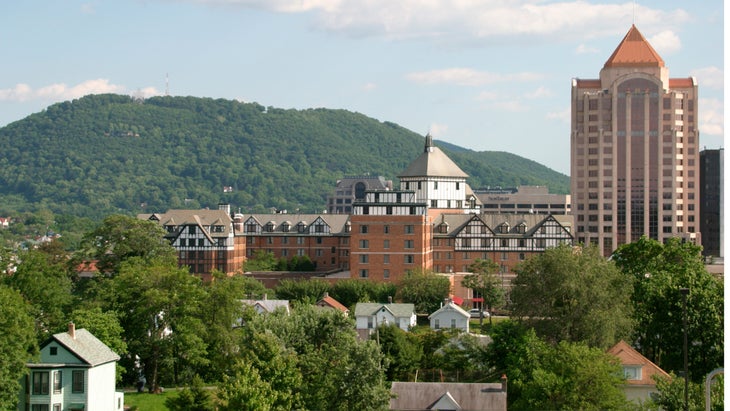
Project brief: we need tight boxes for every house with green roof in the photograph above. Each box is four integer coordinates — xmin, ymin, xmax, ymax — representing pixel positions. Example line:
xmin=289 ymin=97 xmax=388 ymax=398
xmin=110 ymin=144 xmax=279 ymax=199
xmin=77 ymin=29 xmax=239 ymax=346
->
xmin=18 ymin=323 xmax=123 ymax=411
xmin=354 ymin=300 xmax=416 ymax=339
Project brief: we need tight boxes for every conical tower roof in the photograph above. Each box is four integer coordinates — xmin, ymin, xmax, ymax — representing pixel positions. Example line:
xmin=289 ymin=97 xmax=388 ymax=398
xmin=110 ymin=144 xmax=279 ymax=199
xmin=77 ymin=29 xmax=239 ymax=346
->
xmin=398 ymin=133 xmax=469 ymax=178
xmin=604 ymin=25 xmax=664 ymax=68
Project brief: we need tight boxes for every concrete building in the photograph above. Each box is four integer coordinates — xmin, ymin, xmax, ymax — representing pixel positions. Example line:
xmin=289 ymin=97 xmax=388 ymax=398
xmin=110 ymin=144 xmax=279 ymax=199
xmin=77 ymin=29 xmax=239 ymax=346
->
xmin=326 ymin=175 xmax=393 ymax=214
xmin=571 ymin=25 xmax=700 ymax=256
xmin=475 ymin=185 xmax=570 ymax=215
xmin=700 ymin=148 xmax=723 ymax=258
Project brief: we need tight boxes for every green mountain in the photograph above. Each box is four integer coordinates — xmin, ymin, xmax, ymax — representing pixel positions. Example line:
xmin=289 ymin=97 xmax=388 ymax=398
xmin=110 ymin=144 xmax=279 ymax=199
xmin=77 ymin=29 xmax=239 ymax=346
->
xmin=0 ymin=94 xmax=569 ymax=220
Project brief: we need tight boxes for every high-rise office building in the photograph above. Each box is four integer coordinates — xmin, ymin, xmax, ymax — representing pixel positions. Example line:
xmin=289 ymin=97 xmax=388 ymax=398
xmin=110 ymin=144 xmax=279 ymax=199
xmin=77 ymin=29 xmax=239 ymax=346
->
xmin=700 ymin=148 xmax=723 ymax=258
xmin=571 ymin=25 xmax=700 ymax=256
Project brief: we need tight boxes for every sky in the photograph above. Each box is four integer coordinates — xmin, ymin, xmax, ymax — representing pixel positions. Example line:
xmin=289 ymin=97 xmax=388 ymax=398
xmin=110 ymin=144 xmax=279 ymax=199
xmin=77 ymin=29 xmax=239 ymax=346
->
xmin=0 ymin=1 xmax=724 ymax=175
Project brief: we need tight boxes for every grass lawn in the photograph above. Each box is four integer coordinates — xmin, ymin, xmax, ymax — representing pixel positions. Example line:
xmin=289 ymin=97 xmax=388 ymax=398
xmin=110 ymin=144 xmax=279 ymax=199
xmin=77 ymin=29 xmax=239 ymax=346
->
xmin=124 ymin=390 xmax=178 ymax=411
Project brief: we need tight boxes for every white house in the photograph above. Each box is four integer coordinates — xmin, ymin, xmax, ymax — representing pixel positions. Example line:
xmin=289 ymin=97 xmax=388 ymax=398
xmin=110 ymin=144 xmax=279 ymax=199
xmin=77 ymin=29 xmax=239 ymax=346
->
xmin=18 ymin=323 xmax=123 ymax=411
xmin=428 ymin=300 xmax=470 ymax=332
xmin=607 ymin=340 xmax=671 ymax=404
xmin=241 ymin=295 xmax=290 ymax=315
xmin=354 ymin=301 xmax=416 ymax=338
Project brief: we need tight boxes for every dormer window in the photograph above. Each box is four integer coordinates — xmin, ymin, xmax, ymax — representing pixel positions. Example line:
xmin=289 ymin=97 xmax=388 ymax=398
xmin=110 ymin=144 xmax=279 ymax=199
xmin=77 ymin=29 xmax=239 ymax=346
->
xmin=266 ymin=222 xmax=276 ymax=232
xmin=245 ymin=223 xmax=257 ymax=233
xmin=297 ymin=222 xmax=307 ymax=233
xmin=282 ymin=222 xmax=291 ymax=232
xmin=438 ymin=223 xmax=448 ymax=234
xmin=623 ymin=366 xmax=642 ymax=380
xmin=499 ymin=224 xmax=510 ymax=234
xmin=212 ymin=225 xmax=224 ymax=233
xmin=517 ymin=224 xmax=526 ymax=234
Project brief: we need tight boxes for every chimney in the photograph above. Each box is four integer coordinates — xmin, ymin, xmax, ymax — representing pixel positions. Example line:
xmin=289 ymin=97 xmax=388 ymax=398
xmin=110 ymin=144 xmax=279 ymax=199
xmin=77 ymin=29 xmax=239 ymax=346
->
xmin=387 ymin=296 xmax=392 ymax=304
xmin=501 ymin=374 xmax=508 ymax=392
xmin=68 ymin=322 xmax=76 ymax=339
xmin=323 ymin=291 xmax=329 ymax=298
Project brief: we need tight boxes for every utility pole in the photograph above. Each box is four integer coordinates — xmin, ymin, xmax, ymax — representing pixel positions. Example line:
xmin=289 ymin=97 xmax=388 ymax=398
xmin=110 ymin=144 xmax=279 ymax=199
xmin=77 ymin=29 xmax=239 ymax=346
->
xmin=680 ymin=287 xmax=689 ymax=411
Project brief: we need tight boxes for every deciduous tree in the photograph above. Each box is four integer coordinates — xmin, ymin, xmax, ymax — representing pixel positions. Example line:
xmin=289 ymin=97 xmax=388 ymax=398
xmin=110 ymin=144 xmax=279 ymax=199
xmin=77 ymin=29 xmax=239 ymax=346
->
xmin=397 ymin=269 xmax=451 ymax=314
xmin=0 ymin=285 xmax=38 ymax=410
xmin=612 ymin=236 xmax=724 ymax=382
xmin=462 ymin=258 xmax=505 ymax=325
xmin=510 ymin=244 xmax=634 ymax=348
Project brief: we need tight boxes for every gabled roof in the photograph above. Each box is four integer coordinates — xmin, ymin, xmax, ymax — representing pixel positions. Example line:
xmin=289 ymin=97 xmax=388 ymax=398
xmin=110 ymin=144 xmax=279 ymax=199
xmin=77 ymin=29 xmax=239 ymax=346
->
xmin=317 ymin=294 xmax=349 ymax=313
xmin=428 ymin=391 xmax=461 ymax=410
xmin=242 ymin=298 xmax=290 ymax=314
xmin=398 ymin=134 xmax=469 ymax=179
xmin=604 ymin=25 xmax=664 ymax=68
xmin=354 ymin=302 xmax=415 ymax=318
xmin=428 ymin=301 xmax=470 ymax=319
xmin=390 ymin=382 xmax=506 ymax=411
xmin=607 ymin=340 xmax=671 ymax=386
xmin=41 ymin=328 xmax=120 ymax=367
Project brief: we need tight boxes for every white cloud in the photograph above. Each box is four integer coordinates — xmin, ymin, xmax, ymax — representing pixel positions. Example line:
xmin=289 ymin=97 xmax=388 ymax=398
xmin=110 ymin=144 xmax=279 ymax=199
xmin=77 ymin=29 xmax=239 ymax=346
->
xmin=192 ymin=1 xmax=690 ymax=44
xmin=699 ymin=97 xmax=723 ymax=137
xmin=546 ymin=107 xmax=571 ymax=123
xmin=524 ymin=86 xmax=552 ymax=99
xmin=361 ymin=82 xmax=377 ymax=92
xmin=647 ymin=30 xmax=681 ymax=55
xmin=575 ymin=44 xmax=599 ymax=54
xmin=0 ymin=79 xmax=161 ymax=103
xmin=489 ymin=100 xmax=528 ymax=112
xmin=428 ymin=123 xmax=448 ymax=138
xmin=406 ymin=68 xmax=542 ymax=86
xmin=690 ymin=66 xmax=723 ymax=90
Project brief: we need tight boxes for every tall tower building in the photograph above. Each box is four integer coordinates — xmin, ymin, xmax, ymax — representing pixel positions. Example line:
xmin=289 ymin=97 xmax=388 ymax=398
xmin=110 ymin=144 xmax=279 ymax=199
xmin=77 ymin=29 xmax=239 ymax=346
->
xmin=571 ymin=25 xmax=700 ymax=256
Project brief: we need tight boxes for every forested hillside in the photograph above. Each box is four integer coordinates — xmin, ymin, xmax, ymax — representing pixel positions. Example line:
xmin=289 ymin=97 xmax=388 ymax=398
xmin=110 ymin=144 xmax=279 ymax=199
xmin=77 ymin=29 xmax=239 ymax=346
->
xmin=0 ymin=94 xmax=569 ymax=219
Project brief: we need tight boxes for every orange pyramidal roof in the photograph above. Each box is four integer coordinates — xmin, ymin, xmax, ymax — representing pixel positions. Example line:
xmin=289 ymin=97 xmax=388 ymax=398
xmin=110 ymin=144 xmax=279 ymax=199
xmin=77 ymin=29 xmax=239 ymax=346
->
xmin=604 ymin=25 xmax=664 ymax=68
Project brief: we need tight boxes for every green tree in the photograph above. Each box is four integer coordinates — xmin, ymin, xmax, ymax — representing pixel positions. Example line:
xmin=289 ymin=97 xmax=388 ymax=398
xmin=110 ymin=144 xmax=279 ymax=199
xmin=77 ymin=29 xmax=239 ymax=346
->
xmin=77 ymin=214 xmax=177 ymax=275
xmin=462 ymin=258 xmax=505 ymax=325
xmin=4 ymin=248 xmax=73 ymax=340
xmin=510 ymin=244 xmax=634 ymax=348
xmin=374 ymin=324 xmax=422 ymax=381
xmin=274 ymin=278 xmax=330 ymax=305
xmin=397 ymin=269 xmax=451 ymax=314
xmin=244 ymin=250 xmax=278 ymax=272
xmin=102 ymin=257 xmax=208 ymax=391
xmin=165 ymin=375 xmax=213 ymax=411
xmin=240 ymin=305 xmax=391 ymax=410
xmin=612 ymin=237 xmax=723 ymax=382
xmin=486 ymin=321 xmax=629 ymax=410
xmin=199 ymin=273 xmax=266 ymax=381
xmin=0 ymin=285 xmax=38 ymax=410
xmin=648 ymin=373 xmax=724 ymax=411
xmin=216 ymin=362 xmax=275 ymax=411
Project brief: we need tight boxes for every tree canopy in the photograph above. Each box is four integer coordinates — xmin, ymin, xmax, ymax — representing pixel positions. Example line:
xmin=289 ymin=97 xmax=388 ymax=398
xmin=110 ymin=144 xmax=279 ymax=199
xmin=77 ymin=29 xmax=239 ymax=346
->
xmin=0 ymin=94 xmax=569 ymax=220
xmin=510 ymin=243 xmax=634 ymax=348
xmin=612 ymin=236 xmax=724 ymax=382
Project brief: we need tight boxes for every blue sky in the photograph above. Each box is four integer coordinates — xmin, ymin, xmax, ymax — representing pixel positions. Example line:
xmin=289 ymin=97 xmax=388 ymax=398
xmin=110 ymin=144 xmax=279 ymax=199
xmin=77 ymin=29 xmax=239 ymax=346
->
xmin=0 ymin=1 xmax=723 ymax=175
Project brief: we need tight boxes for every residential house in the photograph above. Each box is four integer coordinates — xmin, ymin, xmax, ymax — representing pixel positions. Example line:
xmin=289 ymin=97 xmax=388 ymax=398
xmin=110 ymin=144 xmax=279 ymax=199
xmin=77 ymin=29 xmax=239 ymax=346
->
xmin=390 ymin=380 xmax=507 ymax=411
xmin=607 ymin=340 xmax=671 ymax=404
xmin=428 ymin=300 xmax=470 ymax=333
xmin=241 ymin=295 xmax=290 ymax=315
xmin=354 ymin=300 xmax=416 ymax=339
xmin=316 ymin=292 xmax=349 ymax=316
xmin=19 ymin=323 xmax=123 ymax=411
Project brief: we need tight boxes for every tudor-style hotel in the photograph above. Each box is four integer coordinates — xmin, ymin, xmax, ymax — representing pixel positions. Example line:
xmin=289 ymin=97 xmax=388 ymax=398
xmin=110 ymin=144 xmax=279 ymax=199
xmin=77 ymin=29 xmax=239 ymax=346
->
xmin=571 ymin=25 xmax=700 ymax=256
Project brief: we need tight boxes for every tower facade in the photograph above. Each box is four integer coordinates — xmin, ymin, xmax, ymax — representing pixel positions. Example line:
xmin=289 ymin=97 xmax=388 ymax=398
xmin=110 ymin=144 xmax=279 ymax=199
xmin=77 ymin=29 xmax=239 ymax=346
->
xmin=571 ymin=25 xmax=700 ymax=256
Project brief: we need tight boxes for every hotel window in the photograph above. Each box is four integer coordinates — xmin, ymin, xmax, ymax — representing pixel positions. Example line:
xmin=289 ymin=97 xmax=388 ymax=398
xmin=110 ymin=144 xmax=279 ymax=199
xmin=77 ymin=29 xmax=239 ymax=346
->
xmin=501 ymin=252 xmax=507 ymax=261
xmin=383 ymin=239 xmax=390 ymax=249
xmin=404 ymin=255 xmax=414 ymax=264
xmin=297 ymin=249 xmax=305 ymax=256
xmin=282 ymin=237 xmax=289 ymax=244
xmin=383 ymin=255 xmax=390 ymax=264
xmin=246 ymin=224 xmax=257 ymax=233
xmin=405 ymin=225 xmax=414 ymax=234
xmin=297 ymin=237 xmax=305 ymax=245
xmin=33 ymin=371 xmax=49 ymax=395
xmin=360 ymin=225 xmax=369 ymax=234
xmin=384 ymin=225 xmax=390 ymax=234
xmin=434 ymin=181 xmax=438 ymax=189
xmin=404 ymin=240 xmax=414 ymax=249
xmin=32 ymin=406 xmax=49 ymax=411
xmin=383 ymin=269 xmax=390 ymax=279
xmin=359 ymin=269 xmax=368 ymax=278
xmin=315 ymin=224 xmax=325 ymax=233
xmin=359 ymin=240 xmax=369 ymax=249
xmin=359 ymin=255 xmax=369 ymax=263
